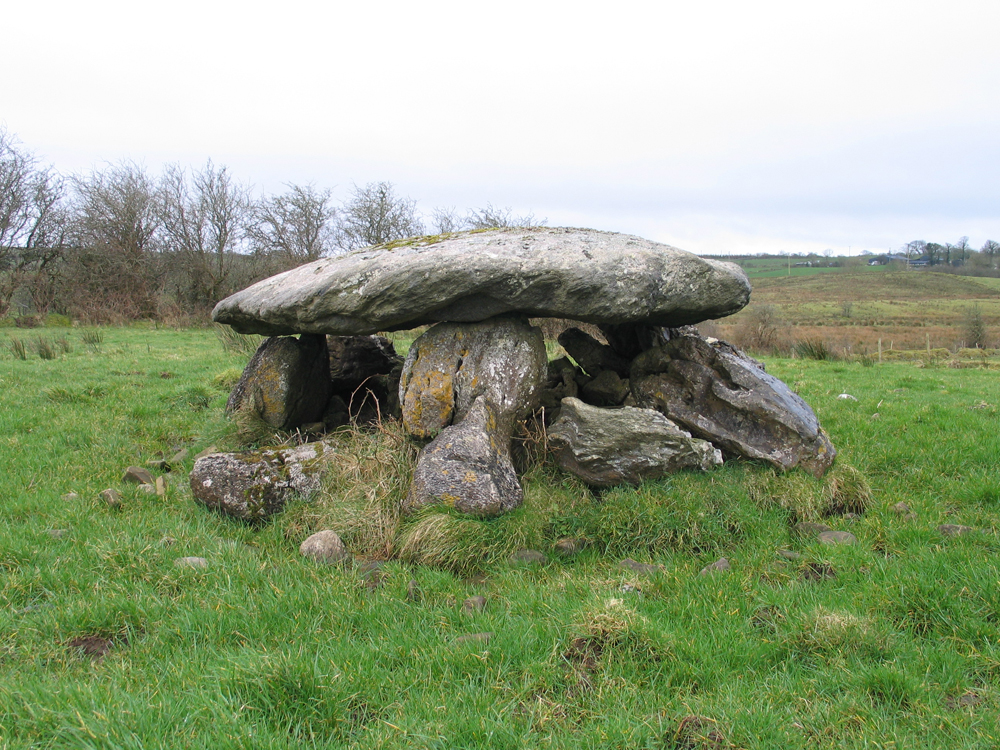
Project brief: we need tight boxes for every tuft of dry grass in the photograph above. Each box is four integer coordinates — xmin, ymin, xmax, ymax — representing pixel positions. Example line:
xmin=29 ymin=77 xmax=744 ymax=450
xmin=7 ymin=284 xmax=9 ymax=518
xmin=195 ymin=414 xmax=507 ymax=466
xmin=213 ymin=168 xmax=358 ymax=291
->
xmin=746 ymin=462 xmax=872 ymax=521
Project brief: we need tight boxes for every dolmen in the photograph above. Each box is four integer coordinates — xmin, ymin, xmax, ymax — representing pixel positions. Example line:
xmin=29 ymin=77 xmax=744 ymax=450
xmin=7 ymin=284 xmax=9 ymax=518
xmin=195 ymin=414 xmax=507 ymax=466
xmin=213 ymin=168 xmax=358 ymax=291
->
xmin=195 ymin=227 xmax=835 ymax=520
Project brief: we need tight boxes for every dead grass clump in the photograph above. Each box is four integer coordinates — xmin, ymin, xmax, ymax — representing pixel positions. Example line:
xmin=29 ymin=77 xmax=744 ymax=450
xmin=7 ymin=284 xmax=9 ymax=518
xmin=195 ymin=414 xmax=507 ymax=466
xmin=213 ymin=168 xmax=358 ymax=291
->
xmin=230 ymin=403 xmax=280 ymax=447
xmin=785 ymin=607 xmax=891 ymax=659
xmin=568 ymin=598 xmax=670 ymax=666
xmin=824 ymin=463 xmax=872 ymax=515
xmin=747 ymin=463 xmax=872 ymax=520
xmin=730 ymin=305 xmax=790 ymax=355
xmin=284 ymin=420 xmax=417 ymax=559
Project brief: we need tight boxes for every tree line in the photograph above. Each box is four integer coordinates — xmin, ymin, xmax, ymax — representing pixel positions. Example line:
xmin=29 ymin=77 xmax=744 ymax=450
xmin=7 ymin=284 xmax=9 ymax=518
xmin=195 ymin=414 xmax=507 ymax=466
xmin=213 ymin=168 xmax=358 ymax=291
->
xmin=0 ymin=129 xmax=544 ymax=324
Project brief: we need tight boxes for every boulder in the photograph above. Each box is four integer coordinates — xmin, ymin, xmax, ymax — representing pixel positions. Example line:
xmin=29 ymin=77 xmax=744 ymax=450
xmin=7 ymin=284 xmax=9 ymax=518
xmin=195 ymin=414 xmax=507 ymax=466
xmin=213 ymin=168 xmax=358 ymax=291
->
xmin=405 ymin=397 xmax=522 ymax=517
xmin=189 ymin=441 xmax=331 ymax=521
xmin=299 ymin=530 xmax=350 ymax=564
xmin=548 ymin=398 xmax=722 ymax=486
xmin=399 ymin=317 xmax=546 ymax=439
xmin=580 ymin=370 xmax=630 ymax=406
xmin=212 ymin=227 xmax=751 ymax=336
xmin=632 ymin=334 xmax=836 ymax=477
xmin=225 ymin=334 xmax=331 ymax=430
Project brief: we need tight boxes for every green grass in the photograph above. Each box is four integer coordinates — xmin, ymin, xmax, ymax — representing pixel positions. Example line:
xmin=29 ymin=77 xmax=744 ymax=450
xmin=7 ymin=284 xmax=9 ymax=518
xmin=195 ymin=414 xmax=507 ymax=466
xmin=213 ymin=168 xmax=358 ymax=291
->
xmin=1 ymin=327 xmax=1000 ymax=748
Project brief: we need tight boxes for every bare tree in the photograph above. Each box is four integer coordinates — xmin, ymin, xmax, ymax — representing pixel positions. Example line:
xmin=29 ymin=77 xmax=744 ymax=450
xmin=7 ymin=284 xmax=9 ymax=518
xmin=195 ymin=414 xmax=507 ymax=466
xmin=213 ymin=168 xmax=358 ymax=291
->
xmin=904 ymin=240 xmax=926 ymax=261
xmin=336 ymin=181 xmax=424 ymax=250
xmin=0 ymin=129 xmax=69 ymax=316
xmin=159 ymin=160 xmax=253 ymax=307
xmin=981 ymin=239 xmax=999 ymax=259
xmin=464 ymin=202 xmax=546 ymax=230
xmin=250 ymin=183 xmax=337 ymax=264
xmin=430 ymin=206 xmax=464 ymax=234
xmin=70 ymin=161 xmax=162 ymax=320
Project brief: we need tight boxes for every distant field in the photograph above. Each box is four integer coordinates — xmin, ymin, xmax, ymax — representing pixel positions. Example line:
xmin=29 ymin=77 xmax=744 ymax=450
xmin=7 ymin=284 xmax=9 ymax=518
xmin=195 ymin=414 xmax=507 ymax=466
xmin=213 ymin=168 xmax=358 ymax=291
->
xmin=713 ymin=268 xmax=1000 ymax=354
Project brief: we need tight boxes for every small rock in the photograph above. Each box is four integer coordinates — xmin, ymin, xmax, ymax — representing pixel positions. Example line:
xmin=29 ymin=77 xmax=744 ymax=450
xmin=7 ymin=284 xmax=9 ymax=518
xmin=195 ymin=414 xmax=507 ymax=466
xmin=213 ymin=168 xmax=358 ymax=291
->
xmin=45 ymin=529 xmax=69 ymax=539
xmin=174 ymin=556 xmax=208 ymax=569
xmin=620 ymin=582 xmax=643 ymax=593
xmin=193 ymin=445 xmax=219 ymax=461
xmin=357 ymin=560 xmax=386 ymax=589
xmin=553 ymin=537 xmax=585 ymax=556
xmin=777 ymin=549 xmax=802 ymax=561
xmin=699 ymin=558 xmax=730 ymax=575
xmin=842 ymin=512 xmax=861 ymax=522
xmin=837 ymin=393 xmax=858 ymax=401
xmin=462 ymin=595 xmax=487 ymax=613
xmin=793 ymin=522 xmax=832 ymax=538
xmin=891 ymin=501 xmax=912 ymax=516
xmin=939 ymin=524 xmax=977 ymax=537
xmin=406 ymin=579 xmax=421 ymax=602
xmin=138 ymin=483 xmax=156 ymax=495
xmin=946 ymin=692 xmax=982 ymax=710
xmin=299 ymin=530 xmax=350 ymax=564
xmin=68 ymin=635 xmax=113 ymax=661
xmin=818 ymin=530 xmax=857 ymax=546
xmin=155 ymin=476 xmax=167 ymax=497
xmin=61 ymin=492 xmax=79 ymax=501
xmin=452 ymin=632 xmax=493 ymax=647
xmin=170 ymin=448 xmax=190 ymax=465
xmin=146 ymin=459 xmax=169 ymax=471
xmin=160 ymin=536 xmax=177 ymax=546
xmin=99 ymin=488 xmax=123 ymax=508
xmin=510 ymin=549 xmax=547 ymax=565
xmin=619 ymin=558 xmax=664 ymax=575
xmin=870 ymin=412 xmax=880 ymax=420
xmin=122 ymin=466 xmax=154 ymax=485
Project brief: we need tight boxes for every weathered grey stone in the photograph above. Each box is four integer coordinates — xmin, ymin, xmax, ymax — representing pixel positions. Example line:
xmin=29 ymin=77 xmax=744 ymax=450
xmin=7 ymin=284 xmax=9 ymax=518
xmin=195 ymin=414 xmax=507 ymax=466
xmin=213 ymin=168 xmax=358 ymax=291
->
xmin=548 ymin=398 xmax=722 ymax=487
xmin=299 ymin=530 xmax=350 ymax=564
xmin=598 ymin=323 xmax=669 ymax=360
xmin=891 ymin=501 xmax=912 ymax=516
xmin=632 ymin=334 xmax=836 ymax=477
xmin=61 ymin=492 xmax=79 ymax=502
xmin=557 ymin=327 xmax=631 ymax=377
xmin=213 ymin=228 xmax=751 ymax=336
xmin=170 ymin=448 xmax=190 ymax=465
xmin=554 ymin=537 xmax=586 ymax=556
xmin=225 ymin=334 xmax=332 ymax=430
xmin=818 ymin=530 xmax=857 ymax=546
xmin=399 ymin=317 xmax=546 ymax=439
xmin=539 ymin=357 xmax=580 ymax=411
xmin=193 ymin=445 xmax=218 ymax=461
xmin=146 ymin=458 xmax=168 ymax=472
xmin=174 ymin=556 xmax=208 ymax=569
xmin=122 ymin=466 xmax=154 ymax=485
xmin=189 ymin=442 xmax=330 ymax=521
xmin=581 ymin=370 xmax=630 ymax=406
xmin=155 ymin=476 xmax=167 ymax=497
xmin=462 ymin=595 xmax=487 ymax=612
xmin=405 ymin=398 xmax=522 ymax=517
xmin=793 ymin=522 xmax=833 ymax=538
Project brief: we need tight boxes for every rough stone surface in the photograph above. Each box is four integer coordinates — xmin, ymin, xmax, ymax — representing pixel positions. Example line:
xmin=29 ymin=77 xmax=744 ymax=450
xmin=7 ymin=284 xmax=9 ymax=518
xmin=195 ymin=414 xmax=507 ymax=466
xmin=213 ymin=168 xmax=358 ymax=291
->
xmin=405 ymin=398 xmax=522 ymax=517
xmin=548 ymin=398 xmax=722 ymax=487
xmin=939 ymin=524 xmax=977 ymax=537
xmin=400 ymin=317 xmax=546 ymax=439
xmin=793 ymin=522 xmax=833 ymax=538
xmin=619 ymin=558 xmax=665 ymax=575
xmin=510 ymin=549 xmax=547 ymax=565
xmin=632 ymin=334 xmax=837 ymax=477
xmin=554 ymin=538 xmax=585 ymax=556
xmin=225 ymin=334 xmax=332 ymax=430
xmin=99 ymin=488 xmax=123 ymax=508
xmin=122 ymin=466 xmax=154 ymax=485
xmin=557 ymin=327 xmax=631 ymax=377
xmin=299 ymin=530 xmax=350 ymax=564
xmin=189 ymin=442 xmax=330 ymax=521
xmin=462 ymin=595 xmax=487 ymax=612
xmin=61 ymin=492 xmax=79 ymax=502
xmin=213 ymin=227 xmax=751 ymax=336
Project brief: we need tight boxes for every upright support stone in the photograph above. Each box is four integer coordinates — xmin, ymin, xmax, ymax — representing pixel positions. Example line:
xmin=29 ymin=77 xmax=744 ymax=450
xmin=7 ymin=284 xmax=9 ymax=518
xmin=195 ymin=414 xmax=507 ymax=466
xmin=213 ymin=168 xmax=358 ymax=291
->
xmin=226 ymin=334 xmax=331 ymax=430
xmin=400 ymin=316 xmax=546 ymax=516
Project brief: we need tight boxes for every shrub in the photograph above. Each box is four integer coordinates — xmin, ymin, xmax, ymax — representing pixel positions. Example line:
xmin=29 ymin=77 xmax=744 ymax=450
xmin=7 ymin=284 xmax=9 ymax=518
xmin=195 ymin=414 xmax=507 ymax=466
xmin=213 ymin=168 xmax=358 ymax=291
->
xmin=794 ymin=339 xmax=834 ymax=360
xmin=8 ymin=337 xmax=27 ymax=360
xmin=965 ymin=303 xmax=988 ymax=349
xmin=732 ymin=305 xmax=787 ymax=354
xmin=35 ymin=337 xmax=56 ymax=360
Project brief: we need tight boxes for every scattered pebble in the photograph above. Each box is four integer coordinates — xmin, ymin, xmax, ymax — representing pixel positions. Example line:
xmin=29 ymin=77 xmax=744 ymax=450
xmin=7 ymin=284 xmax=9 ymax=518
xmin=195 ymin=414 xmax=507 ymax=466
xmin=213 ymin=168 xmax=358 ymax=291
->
xmin=554 ymin=537 xmax=585 ymax=556
xmin=509 ymin=549 xmax=547 ymax=565
xmin=837 ymin=393 xmax=858 ymax=401
xmin=699 ymin=558 xmax=731 ymax=575
xmin=146 ymin=459 xmax=169 ymax=471
xmin=620 ymin=583 xmax=643 ymax=593
xmin=946 ymin=692 xmax=982 ymax=710
xmin=61 ymin=492 xmax=79 ymax=502
xmin=793 ymin=522 xmax=832 ymax=538
xmin=45 ymin=529 xmax=69 ymax=539
xmin=122 ymin=466 xmax=154 ymax=485
xmin=891 ymin=501 xmax=912 ymax=515
xmin=138 ymin=483 xmax=156 ymax=495
xmin=170 ymin=448 xmax=190 ymax=465
xmin=818 ymin=530 xmax=857 ymax=546
xmin=299 ymin=530 xmax=350 ymax=564
xmin=462 ymin=595 xmax=487 ymax=613
xmin=939 ymin=524 xmax=977 ymax=537
xmin=99 ymin=488 xmax=123 ymax=508
xmin=619 ymin=558 xmax=664 ymax=575
xmin=68 ymin=635 xmax=113 ymax=661
xmin=193 ymin=445 xmax=219 ymax=461
xmin=155 ymin=476 xmax=167 ymax=497
xmin=174 ymin=557 xmax=208 ymax=569
xmin=800 ymin=561 xmax=837 ymax=582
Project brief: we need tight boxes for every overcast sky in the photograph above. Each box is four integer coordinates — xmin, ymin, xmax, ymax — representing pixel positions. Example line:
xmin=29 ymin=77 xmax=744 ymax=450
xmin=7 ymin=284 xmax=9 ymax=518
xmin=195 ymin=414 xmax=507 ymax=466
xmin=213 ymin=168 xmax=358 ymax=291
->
xmin=5 ymin=0 xmax=999 ymax=255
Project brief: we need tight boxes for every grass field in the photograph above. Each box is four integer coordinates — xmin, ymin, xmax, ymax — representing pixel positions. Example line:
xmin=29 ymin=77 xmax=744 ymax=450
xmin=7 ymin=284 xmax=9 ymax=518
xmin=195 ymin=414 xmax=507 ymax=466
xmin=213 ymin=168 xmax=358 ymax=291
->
xmin=1 ymin=323 xmax=999 ymax=748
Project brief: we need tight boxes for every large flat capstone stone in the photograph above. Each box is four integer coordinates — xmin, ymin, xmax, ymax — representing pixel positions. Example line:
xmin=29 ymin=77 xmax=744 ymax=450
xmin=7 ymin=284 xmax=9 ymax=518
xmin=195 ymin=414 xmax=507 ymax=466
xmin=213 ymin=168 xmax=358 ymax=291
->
xmin=212 ymin=228 xmax=751 ymax=336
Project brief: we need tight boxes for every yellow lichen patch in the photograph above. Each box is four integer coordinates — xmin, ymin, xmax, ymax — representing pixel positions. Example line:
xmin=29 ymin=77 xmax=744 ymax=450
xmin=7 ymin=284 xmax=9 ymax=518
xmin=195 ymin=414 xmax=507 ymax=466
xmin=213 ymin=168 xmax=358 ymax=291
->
xmin=463 ymin=471 xmax=478 ymax=483
xmin=439 ymin=493 xmax=459 ymax=507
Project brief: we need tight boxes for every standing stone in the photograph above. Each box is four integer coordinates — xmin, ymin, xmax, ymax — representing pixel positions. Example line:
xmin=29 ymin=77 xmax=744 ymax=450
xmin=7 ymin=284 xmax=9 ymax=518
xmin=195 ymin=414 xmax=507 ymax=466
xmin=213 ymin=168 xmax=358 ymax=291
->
xmin=225 ymin=334 xmax=332 ymax=430
xmin=548 ymin=398 xmax=722 ymax=487
xmin=406 ymin=397 xmax=522 ymax=517
xmin=399 ymin=317 xmax=546 ymax=439
xmin=189 ymin=442 xmax=330 ymax=521
xmin=632 ymin=334 xmax=836 ymax=477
